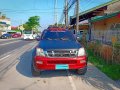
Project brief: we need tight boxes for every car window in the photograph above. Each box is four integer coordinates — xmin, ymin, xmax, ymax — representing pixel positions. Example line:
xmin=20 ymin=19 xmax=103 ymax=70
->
xmin=42 ymin=30 xmax=75 ymax=41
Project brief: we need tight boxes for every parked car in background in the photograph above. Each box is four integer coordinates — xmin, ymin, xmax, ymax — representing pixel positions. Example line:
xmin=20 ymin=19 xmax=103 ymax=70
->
xmin=12 ymin=33 xmax=21 ymax=38
xmin=31 ymin=27 xmax=87 ymax=76
xmin=0 ymin=33 xmax=12 ymax=39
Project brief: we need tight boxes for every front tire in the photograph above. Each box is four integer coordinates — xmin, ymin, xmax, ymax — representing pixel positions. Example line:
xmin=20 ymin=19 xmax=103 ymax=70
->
xmin=31 ymin=63 xmax=40 ymax=77
xmin=77 ymin=66 xmax=87 ymax=75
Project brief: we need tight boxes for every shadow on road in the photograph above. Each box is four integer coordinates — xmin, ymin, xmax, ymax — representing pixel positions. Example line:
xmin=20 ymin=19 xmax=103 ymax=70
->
xmin=16 ymin=49 xmax=68 ymax=78
xmin=16 ymin=49 xmax=120 ymax=90
xmin=16 ymin=50 xmax=33 ymax=78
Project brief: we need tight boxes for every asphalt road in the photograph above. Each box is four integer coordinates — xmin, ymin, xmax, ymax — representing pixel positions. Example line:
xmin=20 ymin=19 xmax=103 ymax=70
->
xmin=0 ymin=39 xmax=34 ymax=56
xmin=0 ymin=39 xmax=119 ymax=90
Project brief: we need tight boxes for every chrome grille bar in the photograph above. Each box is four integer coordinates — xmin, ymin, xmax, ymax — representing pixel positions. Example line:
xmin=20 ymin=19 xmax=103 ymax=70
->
xmin=45 ymin=49 xmax=78 ymax=57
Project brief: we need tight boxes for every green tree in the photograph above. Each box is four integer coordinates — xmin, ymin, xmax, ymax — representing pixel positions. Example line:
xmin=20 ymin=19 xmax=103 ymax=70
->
xmin=23 ymin=16 xmax=40 ymax=32
xmin=23 ymin=23 xmax=30 ymax=30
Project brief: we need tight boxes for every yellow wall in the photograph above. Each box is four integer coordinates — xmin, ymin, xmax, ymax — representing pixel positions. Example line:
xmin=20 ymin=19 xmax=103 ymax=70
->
xmin=79 ymin=25 xmax=88 ymax=30
xmin=93 ymin=20 xmax=107 ymax=31
xmin=72 ymin=25 xmax=89 ymax=30
xmin=106 ymin=16 xmax=120 ymax=29
xmin=92 ymin=16 xmax=120 ymax=31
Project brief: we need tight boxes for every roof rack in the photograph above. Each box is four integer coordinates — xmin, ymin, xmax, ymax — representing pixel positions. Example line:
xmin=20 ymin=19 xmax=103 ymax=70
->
xmin=48 ymin=27 xmax=66 ymax=31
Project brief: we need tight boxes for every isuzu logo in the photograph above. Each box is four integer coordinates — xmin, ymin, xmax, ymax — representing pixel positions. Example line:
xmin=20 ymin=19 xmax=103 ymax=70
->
xmin=52 ymin=51 xmax=55 ymax=56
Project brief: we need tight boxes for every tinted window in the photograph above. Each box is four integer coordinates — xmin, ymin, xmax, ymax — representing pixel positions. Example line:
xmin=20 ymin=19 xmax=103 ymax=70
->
xmin=42 ymin=30 xmax=75 ymax=41
xmin=24 ymin=31 xmax=32 ymax=34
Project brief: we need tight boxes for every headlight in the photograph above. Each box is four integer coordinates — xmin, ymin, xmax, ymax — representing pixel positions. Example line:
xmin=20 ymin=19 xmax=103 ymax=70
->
xmin=78 ymin=47 xmax=86 ymax=56
xmin=36 ymin=48 xmax=45 ymax=56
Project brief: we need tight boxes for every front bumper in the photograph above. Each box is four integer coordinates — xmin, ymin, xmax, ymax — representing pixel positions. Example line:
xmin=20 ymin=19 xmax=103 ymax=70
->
xmin=34 ymin=56 xmax=87 ymax=70
xmin=24 ymin=37 xmax=34 ymax=39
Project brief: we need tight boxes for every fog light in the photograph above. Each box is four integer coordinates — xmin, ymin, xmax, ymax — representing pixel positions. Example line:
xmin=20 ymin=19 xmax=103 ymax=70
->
xmin=80 ymin=60 xmax=86 ymax=63
xmin=36 ymin=61 xmax=43 ymax=64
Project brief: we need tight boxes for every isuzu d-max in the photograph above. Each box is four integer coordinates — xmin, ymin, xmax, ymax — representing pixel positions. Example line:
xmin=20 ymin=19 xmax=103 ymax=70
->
xmin=32 ymin=27 xmax=87 ymax=76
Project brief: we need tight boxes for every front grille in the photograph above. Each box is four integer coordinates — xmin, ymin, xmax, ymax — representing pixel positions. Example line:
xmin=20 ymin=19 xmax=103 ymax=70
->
xmin=45 ymin=49 xmax=78 ymax=57
xmin=47 ymin=60 xmax=77 ymax=64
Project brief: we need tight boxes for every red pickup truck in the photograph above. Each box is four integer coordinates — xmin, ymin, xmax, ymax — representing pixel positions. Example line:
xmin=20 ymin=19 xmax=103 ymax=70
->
xmin=31 ymin=27 xmax=87 ymax=76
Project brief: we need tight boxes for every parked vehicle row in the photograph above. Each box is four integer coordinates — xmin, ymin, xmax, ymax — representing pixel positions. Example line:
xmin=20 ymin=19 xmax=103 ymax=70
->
xmin=0 ymin=33 xmax=22 ymax=39
xmin=0 ymin=33 xmax=12 ymax=39
xmin=12 ymin=33 xmax=21 ymax=38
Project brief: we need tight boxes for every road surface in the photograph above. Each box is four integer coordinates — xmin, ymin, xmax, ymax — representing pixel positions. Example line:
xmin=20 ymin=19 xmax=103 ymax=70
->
xmin=0 ymin=39 xmax=119 ymax=90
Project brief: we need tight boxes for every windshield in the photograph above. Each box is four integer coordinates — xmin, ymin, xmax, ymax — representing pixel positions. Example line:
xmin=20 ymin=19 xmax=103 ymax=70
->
xmin=24 ymin=31 xmax=32 ymax=34
xmin=42 ymin=31 xmax=75 ymax=41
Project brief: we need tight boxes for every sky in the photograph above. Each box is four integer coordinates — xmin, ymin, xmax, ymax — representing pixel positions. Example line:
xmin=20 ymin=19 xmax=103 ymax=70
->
xmin=0 ymin=0 xmax=111 ymax=30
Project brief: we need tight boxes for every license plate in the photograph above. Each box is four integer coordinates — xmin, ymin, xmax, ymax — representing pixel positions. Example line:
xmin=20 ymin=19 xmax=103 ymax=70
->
xmin=55 ymin=64 xmax=69 ymax=70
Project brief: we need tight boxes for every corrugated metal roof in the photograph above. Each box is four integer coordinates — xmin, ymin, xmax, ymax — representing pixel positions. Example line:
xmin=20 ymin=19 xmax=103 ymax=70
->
xmin=0 ymin=22 xmax=6 ymax=24
xmin=71 ymin=0 xmax=120 ymax=19
xmin=90 ymin=11 xmax=120 ymax=22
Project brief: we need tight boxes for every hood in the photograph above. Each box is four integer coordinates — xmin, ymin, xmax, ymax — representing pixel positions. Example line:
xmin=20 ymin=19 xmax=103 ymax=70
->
xmin=38 ymin=40 xmax=81 ymax=50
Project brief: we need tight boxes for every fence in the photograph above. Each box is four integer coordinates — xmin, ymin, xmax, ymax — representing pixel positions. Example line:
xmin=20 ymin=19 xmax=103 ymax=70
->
xmin=88 ymin=30 xmax=120 ymax=64
xmin=91 ymin=30 xmax=120 ymax=44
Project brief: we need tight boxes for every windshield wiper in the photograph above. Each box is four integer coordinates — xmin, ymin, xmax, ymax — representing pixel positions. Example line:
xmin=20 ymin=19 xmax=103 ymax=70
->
xmin=46 ymin=38 xmax=53 ymax=40
xmin=60 ymin=38 xmax=69 ymax=40
xmin=46 ymin=38 xmax=59 ymax=40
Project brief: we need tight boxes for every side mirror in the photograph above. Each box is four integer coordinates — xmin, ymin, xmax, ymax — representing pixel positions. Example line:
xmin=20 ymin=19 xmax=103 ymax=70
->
xmin=36 ymin=36 xmax=41 ymax=41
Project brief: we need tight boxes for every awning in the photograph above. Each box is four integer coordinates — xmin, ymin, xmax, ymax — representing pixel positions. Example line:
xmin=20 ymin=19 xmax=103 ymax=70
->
xmin=79 ymin=20 xmax=88 ymax=25
xmin=0 ymin=22 xmax=6 ymax=24
xmin=90 ymin=11 xmax=120 ymax=22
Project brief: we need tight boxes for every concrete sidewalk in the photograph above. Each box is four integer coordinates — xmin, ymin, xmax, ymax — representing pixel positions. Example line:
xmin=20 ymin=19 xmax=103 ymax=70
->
xmin=70 ymin=63 xmax=120 ymax=90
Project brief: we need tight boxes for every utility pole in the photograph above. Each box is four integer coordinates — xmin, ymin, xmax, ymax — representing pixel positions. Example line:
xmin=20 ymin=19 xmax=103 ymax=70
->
xmin=54 ymin=0 xmax=58 ymax=26
xmin=76 ymin=0 xmax=79 ymax=34
xmin=20 ymin=20 xmax=24 ymax=34
xmin=65 ymin=0 xmax=68 ymax=28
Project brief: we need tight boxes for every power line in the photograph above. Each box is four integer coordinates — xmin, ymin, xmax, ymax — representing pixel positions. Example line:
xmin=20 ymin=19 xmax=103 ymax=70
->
xmin=3 ymin=11 xmax=62 ymax=14
xmin=80 ymin=0 xmax=94 ymax=11
xmin=59 ymin=0 xmax=76 ymax=24
xmin=0 ymin=8 xmax=63 ymax=13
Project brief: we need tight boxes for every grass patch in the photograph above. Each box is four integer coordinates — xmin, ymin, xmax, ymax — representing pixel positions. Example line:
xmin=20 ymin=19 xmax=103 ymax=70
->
xmin=87 ymin=49 xmax=120 ymax=80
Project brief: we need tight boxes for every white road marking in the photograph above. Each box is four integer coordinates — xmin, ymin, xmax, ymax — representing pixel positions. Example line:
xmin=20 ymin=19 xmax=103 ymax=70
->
xmin=0 ymin=40 xmax=20 ymax=46
xmin=67 ymin=70 xmax=77 ymax=90
xmin=0 ymin=55 xmax=10 ymax=61
xmin=0 ymin=41 xmax=36 ymax=59
xmin=0 ymin=41 xmax=37 ymax=58
xmin=0 ymin=42 xmax=37 ymax=71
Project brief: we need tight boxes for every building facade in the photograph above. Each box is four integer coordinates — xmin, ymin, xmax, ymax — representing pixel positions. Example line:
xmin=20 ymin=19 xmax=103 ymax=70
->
xmin=90 ymin=0 xmax=120 ymax=44
xmin=0 ymin=16 xmax=11 ymax=35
